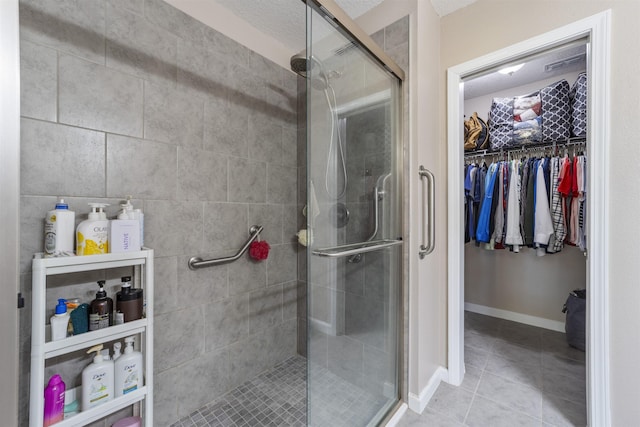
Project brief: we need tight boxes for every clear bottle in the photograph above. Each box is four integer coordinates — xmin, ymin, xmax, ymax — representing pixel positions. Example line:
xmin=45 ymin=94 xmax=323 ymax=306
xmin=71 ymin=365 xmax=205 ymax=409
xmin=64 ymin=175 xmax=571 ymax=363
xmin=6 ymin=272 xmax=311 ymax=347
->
xmin=44 ymin=198 xmax=75 ymax=257
xmin=81 ymin=344 xmax=114 ymax=411
xmin=76 ymin=203 xmax=109 ymax=255
xmin=50 ymin=299 xmax=69 ymax=341
xmin=114 ymin=336 xmax=143 ymax=397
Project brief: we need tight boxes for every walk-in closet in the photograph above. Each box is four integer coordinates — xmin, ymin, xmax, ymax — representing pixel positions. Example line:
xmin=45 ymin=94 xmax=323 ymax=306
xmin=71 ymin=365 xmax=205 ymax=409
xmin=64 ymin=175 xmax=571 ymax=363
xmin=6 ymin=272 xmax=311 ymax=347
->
xmin=461 ymin=42 xmax=588 ymax=426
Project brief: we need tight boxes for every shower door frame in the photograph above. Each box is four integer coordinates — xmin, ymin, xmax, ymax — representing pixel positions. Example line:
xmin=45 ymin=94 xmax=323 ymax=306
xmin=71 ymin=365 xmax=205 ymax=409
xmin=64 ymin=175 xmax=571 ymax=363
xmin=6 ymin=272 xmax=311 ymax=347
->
xmin=303 ymin=0 xmax=407 ymax=424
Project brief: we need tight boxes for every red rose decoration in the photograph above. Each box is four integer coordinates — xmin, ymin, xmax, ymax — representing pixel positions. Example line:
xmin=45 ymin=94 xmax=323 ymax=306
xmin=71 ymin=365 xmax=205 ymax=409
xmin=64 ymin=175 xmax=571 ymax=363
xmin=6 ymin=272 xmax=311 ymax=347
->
xmin=249 ymin=240 xmax=270 ymax=261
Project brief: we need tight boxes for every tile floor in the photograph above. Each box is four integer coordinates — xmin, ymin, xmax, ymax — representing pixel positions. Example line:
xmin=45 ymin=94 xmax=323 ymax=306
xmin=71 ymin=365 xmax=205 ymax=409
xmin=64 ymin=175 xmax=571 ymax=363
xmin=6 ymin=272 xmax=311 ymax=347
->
xmin=398 ymin=311 xmax=587 ymax=427
xmin=171 ymin=354 xmax=385 ymax=427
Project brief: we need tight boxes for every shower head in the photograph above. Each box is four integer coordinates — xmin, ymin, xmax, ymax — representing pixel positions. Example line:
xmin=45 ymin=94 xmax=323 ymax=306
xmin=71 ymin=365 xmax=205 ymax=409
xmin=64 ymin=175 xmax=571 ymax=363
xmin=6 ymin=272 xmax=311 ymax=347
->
xmin=290 ymin=53 xmax=330 ymax=90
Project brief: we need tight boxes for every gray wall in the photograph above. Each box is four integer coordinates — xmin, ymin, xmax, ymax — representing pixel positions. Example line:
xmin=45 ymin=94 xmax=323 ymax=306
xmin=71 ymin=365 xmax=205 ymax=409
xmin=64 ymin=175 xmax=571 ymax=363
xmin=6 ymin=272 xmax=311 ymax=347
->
xmin=18 ymin=0 xmax=298 ymax=425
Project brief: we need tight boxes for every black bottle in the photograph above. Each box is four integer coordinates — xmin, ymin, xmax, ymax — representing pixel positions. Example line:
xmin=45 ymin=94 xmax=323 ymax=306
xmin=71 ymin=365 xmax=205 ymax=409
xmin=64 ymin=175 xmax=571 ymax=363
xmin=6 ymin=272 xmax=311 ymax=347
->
xmin=89 ymin=280 xmax=113 ymax=331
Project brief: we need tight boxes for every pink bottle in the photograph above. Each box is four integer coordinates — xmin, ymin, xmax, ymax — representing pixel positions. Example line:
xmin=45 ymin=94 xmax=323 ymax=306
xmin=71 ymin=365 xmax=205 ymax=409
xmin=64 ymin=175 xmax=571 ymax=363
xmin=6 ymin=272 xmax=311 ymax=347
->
xmin=43 ymin=374 xmax=65 ymax=426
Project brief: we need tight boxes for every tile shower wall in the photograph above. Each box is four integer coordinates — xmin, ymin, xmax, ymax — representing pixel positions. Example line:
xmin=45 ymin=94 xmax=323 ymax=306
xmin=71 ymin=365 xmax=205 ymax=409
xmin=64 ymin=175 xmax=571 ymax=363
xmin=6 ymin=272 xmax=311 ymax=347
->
xmin=18 ymin=0 xmax=298 ymax=425
xmin=296 ymin=15 xmax=409 ymax=388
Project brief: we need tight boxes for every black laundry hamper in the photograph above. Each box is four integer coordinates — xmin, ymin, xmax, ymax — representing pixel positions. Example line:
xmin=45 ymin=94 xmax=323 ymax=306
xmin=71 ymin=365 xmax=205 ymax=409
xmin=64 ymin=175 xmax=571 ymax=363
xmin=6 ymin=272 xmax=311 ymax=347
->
xmin=562 ymin=289 xmax=586 ymax=351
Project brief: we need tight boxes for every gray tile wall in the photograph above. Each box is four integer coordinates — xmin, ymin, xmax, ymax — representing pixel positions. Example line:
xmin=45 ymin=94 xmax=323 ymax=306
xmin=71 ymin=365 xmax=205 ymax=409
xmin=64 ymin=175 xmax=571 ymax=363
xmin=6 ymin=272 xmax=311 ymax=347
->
xmin=18 ymin=0 xmax=298 ymax=425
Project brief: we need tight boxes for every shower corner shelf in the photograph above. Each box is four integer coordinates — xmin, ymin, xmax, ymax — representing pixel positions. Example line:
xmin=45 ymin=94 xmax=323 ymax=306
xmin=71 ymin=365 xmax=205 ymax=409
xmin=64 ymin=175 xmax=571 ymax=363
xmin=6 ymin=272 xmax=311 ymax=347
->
xmin=29 ymin=248 xmax=154 ymax=427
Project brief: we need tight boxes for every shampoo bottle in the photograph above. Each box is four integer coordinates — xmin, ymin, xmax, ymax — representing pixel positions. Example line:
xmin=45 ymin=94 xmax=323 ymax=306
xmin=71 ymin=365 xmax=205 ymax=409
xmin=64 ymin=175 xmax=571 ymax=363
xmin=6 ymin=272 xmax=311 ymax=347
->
xmin=76 ymin=203 xmax=109 ymax=255
xmin=50 ymin=299 xmax=70 ymax=341
xmin=44 ymin=198 xmax=75 ymax=257
xmin=89 ymin=281 xmax=113 ymax=331
xmin=43 ymin=374 xmax=65 ymax=427
xmin=82 ymin=344 xmax=114 ymax=411
xmin=114 ymin=336 xmax=143 ymax=396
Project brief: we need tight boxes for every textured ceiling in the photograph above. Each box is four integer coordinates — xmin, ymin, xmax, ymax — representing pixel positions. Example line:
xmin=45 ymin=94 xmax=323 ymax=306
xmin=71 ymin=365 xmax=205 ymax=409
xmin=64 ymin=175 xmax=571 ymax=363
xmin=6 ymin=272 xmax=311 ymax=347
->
xmin=464 ymin=44 xmax=587 ymax=99
xmin=212 ymin=0 xmax=476 ymax=52
xmin=212 ymin=0 xmax=385 ymax=52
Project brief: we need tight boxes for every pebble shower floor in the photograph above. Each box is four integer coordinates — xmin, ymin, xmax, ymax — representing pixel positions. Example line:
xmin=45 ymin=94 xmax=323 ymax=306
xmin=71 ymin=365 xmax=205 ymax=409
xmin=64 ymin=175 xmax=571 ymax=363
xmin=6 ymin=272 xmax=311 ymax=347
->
xmin=171 ymin=354 xmax=387 ymax=427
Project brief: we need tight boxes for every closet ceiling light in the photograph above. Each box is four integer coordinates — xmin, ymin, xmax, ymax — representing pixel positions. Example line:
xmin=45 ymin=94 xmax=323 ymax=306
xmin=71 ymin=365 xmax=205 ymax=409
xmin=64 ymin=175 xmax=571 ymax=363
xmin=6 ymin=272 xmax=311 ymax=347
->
xmin=498 ymin=63 xmax=525 ymax=75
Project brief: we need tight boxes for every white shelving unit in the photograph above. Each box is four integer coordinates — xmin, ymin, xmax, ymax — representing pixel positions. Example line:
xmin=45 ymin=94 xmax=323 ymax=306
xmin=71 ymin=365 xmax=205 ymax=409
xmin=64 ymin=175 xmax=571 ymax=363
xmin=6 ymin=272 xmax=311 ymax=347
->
xmin=30 ymin=249 xmax=154 ymax=427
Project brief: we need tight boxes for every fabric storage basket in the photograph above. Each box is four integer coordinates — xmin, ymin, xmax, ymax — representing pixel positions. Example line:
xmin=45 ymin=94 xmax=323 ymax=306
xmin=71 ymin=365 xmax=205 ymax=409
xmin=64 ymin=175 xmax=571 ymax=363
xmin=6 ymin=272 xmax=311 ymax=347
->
xmin=540 ymin=79 xmax=572 ymax=142
xmin=512 ymin=91 xmax=542 ymax=145
xmin=570 ymin=72 xmax=588 ymax=136
xmin=488 ymin=97 xmax=514 ymax=150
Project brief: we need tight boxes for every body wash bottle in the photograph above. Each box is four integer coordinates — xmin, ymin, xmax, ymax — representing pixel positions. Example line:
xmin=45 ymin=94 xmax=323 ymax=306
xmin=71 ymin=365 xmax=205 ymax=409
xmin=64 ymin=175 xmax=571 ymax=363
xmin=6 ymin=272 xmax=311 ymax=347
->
xmin=43 ymin=374 xmax=65 ymax=427
xmin=82 ymin=344 xmax=114 ymax=411
xmin=76 ymin=203 xmax=109 ymax=255
xmin=44 ymin=198 xmax=75 ymax=257
xmin=114 ymin=336 xmax=143 ymax=396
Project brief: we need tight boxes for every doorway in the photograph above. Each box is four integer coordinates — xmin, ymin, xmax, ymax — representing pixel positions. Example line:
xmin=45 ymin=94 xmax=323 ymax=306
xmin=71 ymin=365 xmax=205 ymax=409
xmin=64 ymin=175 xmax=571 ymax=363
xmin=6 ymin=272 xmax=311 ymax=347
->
xmin=446 ymin=11 xmax=611 ymax=426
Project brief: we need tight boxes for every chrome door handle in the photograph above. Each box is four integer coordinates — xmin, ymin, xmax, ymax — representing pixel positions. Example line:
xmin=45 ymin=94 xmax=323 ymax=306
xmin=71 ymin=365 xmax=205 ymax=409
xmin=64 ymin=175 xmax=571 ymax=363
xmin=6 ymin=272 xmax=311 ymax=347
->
xmin=312 ymin=239 xmax=402 ymax=258
xmin=419 ymin=165 xmax=435 ymax=258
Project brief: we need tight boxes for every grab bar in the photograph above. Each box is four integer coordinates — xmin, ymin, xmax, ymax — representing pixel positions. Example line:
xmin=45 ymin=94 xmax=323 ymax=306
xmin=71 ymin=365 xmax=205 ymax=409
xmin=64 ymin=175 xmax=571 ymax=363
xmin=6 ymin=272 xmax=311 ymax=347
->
xmin=188 ymin=225 xmax=263 ymax=270
xmin=419 ymin=165 xmax=435 ymax=259
xmin=312 ymin=239 xmax=402 ymax=258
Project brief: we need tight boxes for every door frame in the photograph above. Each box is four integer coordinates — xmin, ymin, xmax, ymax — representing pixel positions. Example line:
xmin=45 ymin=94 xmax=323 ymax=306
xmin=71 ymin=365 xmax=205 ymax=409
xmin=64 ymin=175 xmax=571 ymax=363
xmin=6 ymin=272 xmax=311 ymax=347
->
xmin=446 ymin=10 xmax=611 ymax=426
xmin=0 ymin=0 xmax=21 ymax=424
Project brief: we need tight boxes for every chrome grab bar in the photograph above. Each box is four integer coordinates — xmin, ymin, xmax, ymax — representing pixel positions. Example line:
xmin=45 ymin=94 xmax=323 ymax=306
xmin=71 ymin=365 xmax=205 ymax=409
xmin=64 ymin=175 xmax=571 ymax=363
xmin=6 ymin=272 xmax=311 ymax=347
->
xmin=419 ymin=165 xmax=435 ymax=259
xmin=312 ymin=239 xmax=402 ymax=258
xmin=188 ymin=225 xmax=263 ymax=270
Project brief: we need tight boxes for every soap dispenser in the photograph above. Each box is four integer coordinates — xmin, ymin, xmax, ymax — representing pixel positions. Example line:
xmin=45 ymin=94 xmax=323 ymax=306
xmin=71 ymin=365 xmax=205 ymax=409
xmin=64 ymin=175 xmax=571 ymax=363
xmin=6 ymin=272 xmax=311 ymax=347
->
xmin=76 ymin=203 xmax=110 ymax=255
xmin=89 ymin=281 xmax=113 ymax=331
xmin=114 ymin=336 xmax=143 ymax=396
xmin=110 ymin=199 xmax=140 ymax=253
xmin=81 ymin=344 xmax=114 ymax=411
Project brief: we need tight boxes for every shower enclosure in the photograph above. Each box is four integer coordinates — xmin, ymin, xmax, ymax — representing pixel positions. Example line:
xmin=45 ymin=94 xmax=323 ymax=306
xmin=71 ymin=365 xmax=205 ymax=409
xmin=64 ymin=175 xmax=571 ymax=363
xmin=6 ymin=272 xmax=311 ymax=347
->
xmin=301 ymin=2 xmax=404 ymax=425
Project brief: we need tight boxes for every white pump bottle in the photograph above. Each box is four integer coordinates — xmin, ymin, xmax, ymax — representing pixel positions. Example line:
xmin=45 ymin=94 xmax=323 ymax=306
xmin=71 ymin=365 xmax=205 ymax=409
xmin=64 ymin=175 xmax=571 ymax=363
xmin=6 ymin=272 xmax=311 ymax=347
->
xmin=114 ymin=336 xmax=143 ymax=396
xmin=81 ymin=344 xmax=114 ymax=411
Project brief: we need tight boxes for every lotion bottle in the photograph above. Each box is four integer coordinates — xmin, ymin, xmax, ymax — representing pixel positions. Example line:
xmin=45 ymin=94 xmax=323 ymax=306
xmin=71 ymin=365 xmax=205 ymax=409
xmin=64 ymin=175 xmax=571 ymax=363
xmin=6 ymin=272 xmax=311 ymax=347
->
xmin=44 ymin=198 xmax=75 ymax=257
xmin=114 ymin=336 xmax=143 ymax=396
xmin=89 ymin=281 xmax=113 ymax=330
xmin=50 ymin=299 xmax=69 ymax=341
xmin=81 ymin=344 xmax=114 ymax=411
xmin=76 ymin=203 xmax=109 ymax=255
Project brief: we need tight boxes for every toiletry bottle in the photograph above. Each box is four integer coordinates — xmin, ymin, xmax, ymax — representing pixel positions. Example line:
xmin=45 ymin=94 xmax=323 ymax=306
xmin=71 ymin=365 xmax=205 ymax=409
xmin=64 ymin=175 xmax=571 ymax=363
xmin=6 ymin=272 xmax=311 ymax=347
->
xmin=113 ymin=342 xmax=122 ymax=361
xmin=81 ymin=344 xmax=114 ymax=411
xmin=62 ymin=388 xmax=79 ymax=419
xmin=135 ymin=208 xmax=144 ymax=247
xmin=89 ymin=281 xmax=113 ymax=331
xmin=44 ymin=198 xmax=75 ymax=257
xmin=116 ymin=276 xmax=143 ymax=322
xmin=76 ymin=203 xmax=109 ymax=255
xmin=43 ymin=374 xmax=65 ymax=427
xmin=110 ymin=201 xmax=140 ymax=253
xmin=50 ymin=299 xmax=70 ymax=341
xmin=114 ymin=336 xmax=143 ymax=396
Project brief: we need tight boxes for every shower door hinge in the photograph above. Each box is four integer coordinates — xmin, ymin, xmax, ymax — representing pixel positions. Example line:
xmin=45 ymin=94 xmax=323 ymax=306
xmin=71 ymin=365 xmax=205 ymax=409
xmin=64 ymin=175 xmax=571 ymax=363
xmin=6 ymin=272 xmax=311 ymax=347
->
xmin=17 ymin=292 xmax=24 ymax=309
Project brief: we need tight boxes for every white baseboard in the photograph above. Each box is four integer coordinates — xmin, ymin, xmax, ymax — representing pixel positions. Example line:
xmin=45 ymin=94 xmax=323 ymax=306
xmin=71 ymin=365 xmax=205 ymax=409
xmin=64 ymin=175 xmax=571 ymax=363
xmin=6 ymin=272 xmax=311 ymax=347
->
xmin=407 ymin=366 xmax=448 ymax=414
xmin=465 ymin=302 xmax=565 ymax=332
xmin=384 ymin=403 xmax=408 ymax=427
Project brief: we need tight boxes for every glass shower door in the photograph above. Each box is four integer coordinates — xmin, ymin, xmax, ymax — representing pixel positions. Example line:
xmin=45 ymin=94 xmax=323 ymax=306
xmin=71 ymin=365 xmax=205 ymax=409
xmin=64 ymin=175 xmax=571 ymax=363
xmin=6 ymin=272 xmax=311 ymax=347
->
xmin=305 ymin=3 xmax=403 ymax=426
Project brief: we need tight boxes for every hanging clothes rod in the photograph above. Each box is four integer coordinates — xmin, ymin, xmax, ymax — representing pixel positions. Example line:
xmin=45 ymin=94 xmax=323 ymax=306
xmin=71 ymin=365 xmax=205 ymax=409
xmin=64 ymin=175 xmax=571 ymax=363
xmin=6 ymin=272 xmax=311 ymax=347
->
xmin=188 ymin=225 xmax=263 ymax=270
xmin=464 ymin=136 xmax=586 ymax=160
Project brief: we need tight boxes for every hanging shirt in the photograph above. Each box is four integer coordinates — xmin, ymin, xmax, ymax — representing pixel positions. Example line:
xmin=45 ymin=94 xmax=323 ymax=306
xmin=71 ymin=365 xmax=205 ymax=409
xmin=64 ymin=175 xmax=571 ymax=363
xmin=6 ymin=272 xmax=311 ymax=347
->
xmin=549 ymin=156 xmax=566 ymax=253
xmin=505 ymin=159 xmax=524 ymax=251
xmin=534 ymin=158 xmax=554 ymax=254
xmin=476 ymin=162 xmax=499 ymax=243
